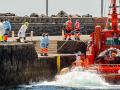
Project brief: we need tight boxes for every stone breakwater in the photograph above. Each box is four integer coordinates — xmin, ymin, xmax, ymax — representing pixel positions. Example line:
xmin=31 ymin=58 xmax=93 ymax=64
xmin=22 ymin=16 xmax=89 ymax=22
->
xmin=0 ymin=16 xmax=107 ymax=36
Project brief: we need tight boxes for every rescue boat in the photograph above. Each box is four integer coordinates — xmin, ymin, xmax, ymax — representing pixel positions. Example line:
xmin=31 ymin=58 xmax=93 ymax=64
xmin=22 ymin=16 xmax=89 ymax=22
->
xmin=86 ymin=0 xmax=120 ymax=83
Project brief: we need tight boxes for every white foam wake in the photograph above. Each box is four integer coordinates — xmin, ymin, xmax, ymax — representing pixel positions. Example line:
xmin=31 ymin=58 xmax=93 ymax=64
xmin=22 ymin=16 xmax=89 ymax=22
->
xmin=55 ymin=67 xmax=109 ymax=87
xmin=22 ymin=67 xmax=110 ymax=89
xmin=16 ymin=68 xmax=120 ymax=89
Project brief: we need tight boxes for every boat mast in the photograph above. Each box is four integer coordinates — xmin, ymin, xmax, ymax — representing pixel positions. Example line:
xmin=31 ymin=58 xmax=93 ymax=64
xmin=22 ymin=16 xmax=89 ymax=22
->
xmin=101 ymin=0 xmax=104 ymax=17
xmin=111 ymin=0 xmax=118 ymax=33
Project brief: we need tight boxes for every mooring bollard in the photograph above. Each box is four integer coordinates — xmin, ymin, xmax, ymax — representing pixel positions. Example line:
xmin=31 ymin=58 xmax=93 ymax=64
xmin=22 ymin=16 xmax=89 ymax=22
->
xmin=31 ymin=31 xmax=33 ymax=41
xmin=12 ymin=31 xmax=14 ymax=41
xmin=57 ymin=54 xmax=61 ymax=72
xmin=62 ymin=29 xmax=64 ymax=38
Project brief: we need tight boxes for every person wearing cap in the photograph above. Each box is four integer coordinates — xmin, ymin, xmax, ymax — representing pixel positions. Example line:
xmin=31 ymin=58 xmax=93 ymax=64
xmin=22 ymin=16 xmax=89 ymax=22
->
xmin=74 ymin=20 xmax=81 ymax=40
xmin=64 ymin=17 xmax=73 ymax=40
xmin=40 ymin=33 xmax=49 ymax=56
xmin=18 ymin=22 xmax=29 ymax=42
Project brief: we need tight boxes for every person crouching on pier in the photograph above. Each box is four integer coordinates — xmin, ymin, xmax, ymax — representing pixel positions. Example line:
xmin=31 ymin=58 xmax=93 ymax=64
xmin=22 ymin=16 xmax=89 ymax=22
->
xmin=40 ymin=33 xmax=49 ymax=56
xmin=64 ymin=17 xmax=73 ymax=40
xmin=74 ymin=20 xmax=81 ymax=40
xmin=18 ymin=22 xmax=29 ymax=43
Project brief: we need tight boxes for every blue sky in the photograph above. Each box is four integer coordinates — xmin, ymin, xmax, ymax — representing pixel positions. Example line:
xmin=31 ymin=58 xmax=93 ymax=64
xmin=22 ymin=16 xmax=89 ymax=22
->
xmin=0 ymin=0 xmax=110 ymax=17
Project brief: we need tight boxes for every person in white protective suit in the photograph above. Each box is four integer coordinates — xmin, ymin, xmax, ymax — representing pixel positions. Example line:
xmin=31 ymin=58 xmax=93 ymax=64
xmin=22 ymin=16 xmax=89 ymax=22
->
xmin=18 ymin=22 xmax=29 ymax=42
xmin=0 ymin=19 xmax=5 ymax=35
xmin=0 ymin=19 xmax=5 ymax=42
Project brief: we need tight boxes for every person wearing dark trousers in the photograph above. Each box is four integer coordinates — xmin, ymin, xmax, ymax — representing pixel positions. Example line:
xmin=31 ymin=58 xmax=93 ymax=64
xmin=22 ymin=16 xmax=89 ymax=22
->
xmin=64 ymin=17 xmax=73 ymax=40
xmin=74 ymin=20 xmax=81 ymax=40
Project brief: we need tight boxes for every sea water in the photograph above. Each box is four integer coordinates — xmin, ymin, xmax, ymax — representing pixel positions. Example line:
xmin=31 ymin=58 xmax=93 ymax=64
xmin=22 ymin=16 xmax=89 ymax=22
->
xmin=11 ymin=67 xmax=120 ymax=90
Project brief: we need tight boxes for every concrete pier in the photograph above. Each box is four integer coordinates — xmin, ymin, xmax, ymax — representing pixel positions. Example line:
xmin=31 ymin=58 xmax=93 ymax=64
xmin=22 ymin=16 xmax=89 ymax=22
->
xmin=0 ymin=35 xmax=89 ymax=86
xmin=0 ymin=42 xmax=39 ymax=86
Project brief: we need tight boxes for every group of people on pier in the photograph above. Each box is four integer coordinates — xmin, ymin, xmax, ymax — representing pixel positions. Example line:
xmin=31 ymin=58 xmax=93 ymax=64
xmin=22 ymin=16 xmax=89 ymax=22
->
xmin=39 ymin=17 xmax=81 ymax=56
xmin=0 ymin=18 xmax=29 ymax=43
xmin=64 ymin=17 xmax=81 ymax=40
xmin=0 ymin=17 xmax=81 ymax=57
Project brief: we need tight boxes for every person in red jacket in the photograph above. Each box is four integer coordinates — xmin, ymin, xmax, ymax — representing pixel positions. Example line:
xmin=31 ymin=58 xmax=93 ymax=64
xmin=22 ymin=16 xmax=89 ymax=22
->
xmin=74 ymin=20 xmax=81 ymax=40
xmin=72 ymin=53 xmax=90 ymax=69
xmin=64 ymin=17 xmax=73 ymax=40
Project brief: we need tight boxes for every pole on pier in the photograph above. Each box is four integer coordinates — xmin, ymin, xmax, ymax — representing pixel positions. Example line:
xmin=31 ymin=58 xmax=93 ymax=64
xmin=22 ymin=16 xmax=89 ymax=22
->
xmin=57 ymin=54 xmax=61 ymax=72
xmin=12 ymin=31 xmax=14 ymax=41
xmin=31 ymin=31 xmax=33 ymax=41
xmin=46 ymin=0 xmax=48 ymax=16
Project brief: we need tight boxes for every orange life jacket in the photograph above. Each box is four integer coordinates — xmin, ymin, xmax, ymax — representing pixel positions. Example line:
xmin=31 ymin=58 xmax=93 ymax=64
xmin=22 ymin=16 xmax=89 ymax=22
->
xmin=74 ymin=22 xmax=80 ymax=31
xmin=80 ymin=58 xmax=89 ymax=68
xmin=65 ymin=20 xmax=73 ymax=31
xmin=73 ymin=58 xmax=90 ymax=68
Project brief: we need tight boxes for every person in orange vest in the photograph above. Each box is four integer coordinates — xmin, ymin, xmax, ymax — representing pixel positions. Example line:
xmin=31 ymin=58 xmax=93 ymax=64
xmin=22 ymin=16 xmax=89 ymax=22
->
xmin=64 ymin=17 xmax=73 ymax=40
xmin=72 ymin=53 xmax=90 ymax=69
xmin=74 ymin=20 xmax=81 ymax=40
xmin=40 ymin=33 xmax=49 ymax=56
xmin=60 ymin=53 xmax=90 ymax=75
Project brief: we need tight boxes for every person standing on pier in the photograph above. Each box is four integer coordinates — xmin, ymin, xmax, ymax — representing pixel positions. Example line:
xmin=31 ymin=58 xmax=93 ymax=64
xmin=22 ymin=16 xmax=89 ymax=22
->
xmin=3 ymin=18 xmax=11 ymax=42
xmin=18 ymin=22 xmax=29 ymax=42
xmin=74 ymin=20 xmax=81 ymax=40
xmin=64 ymin=17 xmax=73 ymax=40
xmin=40 ymin=33 xmax=49 ymax=56
xmin=44 ymin=33 xmax=49 ymax=56
xmin=0 ymin=19 xmax=5 ymax=42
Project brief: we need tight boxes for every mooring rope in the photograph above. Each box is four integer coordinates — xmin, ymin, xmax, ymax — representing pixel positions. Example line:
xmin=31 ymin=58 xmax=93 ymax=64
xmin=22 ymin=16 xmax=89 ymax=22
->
xmin=57 ymin=29 xmax=84 ymax=52
xmin=57 ymin=40 xmax=69 ymax=52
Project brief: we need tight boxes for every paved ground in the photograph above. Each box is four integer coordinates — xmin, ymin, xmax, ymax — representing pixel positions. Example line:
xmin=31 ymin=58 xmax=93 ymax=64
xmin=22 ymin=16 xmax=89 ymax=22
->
xmin=7 ymin=35 xmax=90 ymax=57
xmin=8 ymin=35 xmax=90 ymax=41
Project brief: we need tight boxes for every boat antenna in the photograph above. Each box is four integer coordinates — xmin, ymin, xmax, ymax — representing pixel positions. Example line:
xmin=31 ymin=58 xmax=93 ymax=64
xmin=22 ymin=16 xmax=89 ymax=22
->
xmin=101 ymin=0 xmax=104 ymax=17
xmin=119 ymin=0 xmax=120 ymax=14
xmin=104 ymin=1 xmax=112 ymax=30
